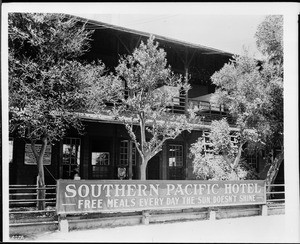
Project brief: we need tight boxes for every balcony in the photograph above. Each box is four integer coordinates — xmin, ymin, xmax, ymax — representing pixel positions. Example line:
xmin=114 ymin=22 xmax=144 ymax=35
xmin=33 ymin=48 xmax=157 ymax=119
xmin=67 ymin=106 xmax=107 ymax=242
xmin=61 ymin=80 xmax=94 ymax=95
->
xmin=167 ymin=96 xmax=235 ymax=125
xmin=105 ymin=87 xmax=235 ymax=125
xmin=188 ymin=98 xmax=234 ymax=124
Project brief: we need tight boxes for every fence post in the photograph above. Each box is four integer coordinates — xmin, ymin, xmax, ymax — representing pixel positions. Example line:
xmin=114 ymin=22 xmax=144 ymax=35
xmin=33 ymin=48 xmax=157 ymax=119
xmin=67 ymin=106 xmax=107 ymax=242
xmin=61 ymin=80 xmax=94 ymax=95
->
xmin=58 ymin=214 xmax=69 ymax=232
xmin=209 ymin=208 xmax=216 ymax=220
xmin=261 ymin=204 xmax=268 ymax=216
xmin=142 ymin=210 xmax=150 ymax=225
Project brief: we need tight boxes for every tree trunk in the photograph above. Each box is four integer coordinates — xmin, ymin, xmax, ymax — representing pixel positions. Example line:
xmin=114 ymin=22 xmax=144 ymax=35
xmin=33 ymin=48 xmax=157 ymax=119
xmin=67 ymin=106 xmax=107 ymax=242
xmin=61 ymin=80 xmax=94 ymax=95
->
xmin=31 ymin=137 xmax=48 ymax=210
xmin=265 ymin=150 xmax=284 ymax=195
xmin=37 ymin=167 xmax=45 ymax=210
xmin=140 ymin=159 xmax=148 ymax=180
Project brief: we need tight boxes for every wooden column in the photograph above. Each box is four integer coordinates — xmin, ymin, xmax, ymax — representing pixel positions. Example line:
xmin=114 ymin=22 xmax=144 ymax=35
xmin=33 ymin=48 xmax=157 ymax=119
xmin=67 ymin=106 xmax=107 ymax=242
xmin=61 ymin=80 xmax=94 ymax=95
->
xmin=82 ymin=136 xmax=90 ymax=179
xmin=128 ymin=141 xmax=133 ymax=180
xmin=184 ymin=66 xmax=189 ymax=115
xmin=162 ymin=144 xmax=168 ymax=180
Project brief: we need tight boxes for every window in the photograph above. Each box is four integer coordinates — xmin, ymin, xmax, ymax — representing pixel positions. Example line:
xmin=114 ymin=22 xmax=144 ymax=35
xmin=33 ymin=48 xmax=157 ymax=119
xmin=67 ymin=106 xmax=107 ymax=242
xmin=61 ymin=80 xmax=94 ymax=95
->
xmin=202 ymin=131 xmax=238 ymax=155
xmin=203 ymin=131 xmax=213 ymax=154
xmin=24 ymin=143 xmax=52 ymax=165
xmin=168 ymin=144 xmax=184 ymax=180
xmin=9 ymin=138 xmax=13 ymax=164
xmin=118 ymin=140 xmax=136 ymax=166
xmin=168 ymin=145 xmax=183 ymax=167
xmin=245 ymin=147 xmax=259 ymax=170
xmin=247 ymin=153 xmax=258 ymax=169
xmin=62 ymin=138 xmax=80 ymax=179
xmin=92 ymin=152 xmax=110 ymax=166
xmin=91 ymin=152 xmax=110 ymax=178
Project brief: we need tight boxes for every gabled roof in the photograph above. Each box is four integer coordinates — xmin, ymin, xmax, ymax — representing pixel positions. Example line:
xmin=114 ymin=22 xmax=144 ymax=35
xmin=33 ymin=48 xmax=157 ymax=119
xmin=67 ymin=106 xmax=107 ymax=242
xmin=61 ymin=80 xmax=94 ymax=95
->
xmin=74 ymin=15 xmax=234 ymax=57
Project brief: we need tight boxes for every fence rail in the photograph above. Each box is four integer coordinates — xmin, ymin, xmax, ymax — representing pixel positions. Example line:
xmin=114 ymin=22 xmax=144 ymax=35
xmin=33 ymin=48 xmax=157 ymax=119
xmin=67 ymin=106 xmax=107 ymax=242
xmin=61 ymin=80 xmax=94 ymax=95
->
xmin=8 ymin=183 xmax=285 ymax=231
xmin=266 ymin=184 xmax=285 ymax=205
xmin=9 ymin=185 xmax=56 ymax=212
xmin=9 ymin=183 xmax=284 ymax=211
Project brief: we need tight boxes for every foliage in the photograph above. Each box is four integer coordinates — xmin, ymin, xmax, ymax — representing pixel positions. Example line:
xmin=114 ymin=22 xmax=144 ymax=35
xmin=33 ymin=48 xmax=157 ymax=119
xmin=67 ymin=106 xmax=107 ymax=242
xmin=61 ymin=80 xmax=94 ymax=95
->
xmin=211 ymin=16 xmax=283 ymax=151
xmin=8 ymin=13 xmax=107 ymax=206
xmin=255 ymin=15 xmax=283 ymax=65
xmin=190 ymin=119 xmax=259 ymax=180
xmin=9 ymin=13 xmax=106 ymax=144
xmin=104 ymin=36 xmax=192 ymax=179
xmin=199 ymin=15 xmax=283 ymax=182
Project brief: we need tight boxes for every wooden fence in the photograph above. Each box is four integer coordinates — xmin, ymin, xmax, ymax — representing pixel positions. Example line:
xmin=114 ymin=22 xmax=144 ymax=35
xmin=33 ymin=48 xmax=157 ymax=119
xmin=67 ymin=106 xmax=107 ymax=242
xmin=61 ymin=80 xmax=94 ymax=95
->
xmin=9 ymin=183 xmax=285 ymax=213
xmin=8 ymin=183 xmax=285 ymax=232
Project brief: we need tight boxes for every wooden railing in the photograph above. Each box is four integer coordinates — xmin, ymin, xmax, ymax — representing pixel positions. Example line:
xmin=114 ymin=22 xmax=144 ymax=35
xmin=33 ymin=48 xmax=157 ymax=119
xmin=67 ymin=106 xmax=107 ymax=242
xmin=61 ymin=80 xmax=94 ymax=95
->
xmin=167 ymin=96 xmax=186 ymax=114
xmin=9 ymin=185 xmax=56 ymax=213
xmin=9 ymin=183 xmax=285 ymax=210
xmin=266 ymin=184 xmax=285 ymax=204
xmin=188 ymin=98 xmax=235 ymax=124
xmin=8 ymin=183 xmax=284 ymax=231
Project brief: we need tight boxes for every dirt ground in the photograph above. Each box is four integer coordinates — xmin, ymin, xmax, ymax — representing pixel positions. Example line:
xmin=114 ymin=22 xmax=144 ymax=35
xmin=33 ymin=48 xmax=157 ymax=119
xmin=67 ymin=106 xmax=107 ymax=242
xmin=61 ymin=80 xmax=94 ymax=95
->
xmin=8 ymin=214 xmax=300 ymax=243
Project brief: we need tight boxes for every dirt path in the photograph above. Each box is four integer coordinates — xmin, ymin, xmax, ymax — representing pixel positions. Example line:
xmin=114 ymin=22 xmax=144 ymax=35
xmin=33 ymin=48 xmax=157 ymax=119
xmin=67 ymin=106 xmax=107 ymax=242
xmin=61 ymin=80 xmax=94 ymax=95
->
xmin=10 ymin=214 xmax=299 ymax=243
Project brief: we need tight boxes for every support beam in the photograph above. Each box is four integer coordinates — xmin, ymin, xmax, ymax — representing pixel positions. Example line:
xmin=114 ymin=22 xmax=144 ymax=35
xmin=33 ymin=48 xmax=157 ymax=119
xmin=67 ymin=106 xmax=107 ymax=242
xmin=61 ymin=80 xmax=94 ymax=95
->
xmin=128 ymin=141 xmax=133 ymax=180
xmin=116 ymin=34 xmax=132 ymax=54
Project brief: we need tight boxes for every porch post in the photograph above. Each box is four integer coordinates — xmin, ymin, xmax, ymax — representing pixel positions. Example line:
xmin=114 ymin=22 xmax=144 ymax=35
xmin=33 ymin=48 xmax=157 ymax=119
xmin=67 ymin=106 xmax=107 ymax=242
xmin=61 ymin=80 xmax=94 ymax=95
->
xmin=161 ymin=144 xmax=168 ymax=180
xmin=128 ymin=141 xmax=133 ymax=180
xmin=184 ymin=67 xmax=189 ymax=115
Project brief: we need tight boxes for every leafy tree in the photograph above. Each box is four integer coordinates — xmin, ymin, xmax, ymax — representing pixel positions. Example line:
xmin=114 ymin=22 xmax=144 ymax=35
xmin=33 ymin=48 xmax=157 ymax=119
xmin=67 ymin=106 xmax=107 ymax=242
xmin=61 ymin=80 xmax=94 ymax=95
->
xmin=203 ymin=15 xmax=283 ymax=186
xmin=255 ymin=15 xmax=284 ymax=188
xmin=190 ymin=119 xmax=259 ymax=180
xmin=103 ymin=36 xmax=192 ymax=180
xmin=255 ymin=15 xmax=283 ymax=65
xmin=8 ymin=13 xmax=107 ymax=209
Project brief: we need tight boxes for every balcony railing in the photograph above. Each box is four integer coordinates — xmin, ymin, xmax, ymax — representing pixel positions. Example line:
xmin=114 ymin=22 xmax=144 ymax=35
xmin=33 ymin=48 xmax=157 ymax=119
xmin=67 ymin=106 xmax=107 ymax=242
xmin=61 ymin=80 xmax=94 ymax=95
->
xmin=104 ymin=93 xmax=235 ymax=124
xmin=167 ymin=97 xmax=235 ymax=124
xmin=167 ymin=96 xmax=186 ymax=114
xmin=188 ymin=98 xmax=235 ymax=124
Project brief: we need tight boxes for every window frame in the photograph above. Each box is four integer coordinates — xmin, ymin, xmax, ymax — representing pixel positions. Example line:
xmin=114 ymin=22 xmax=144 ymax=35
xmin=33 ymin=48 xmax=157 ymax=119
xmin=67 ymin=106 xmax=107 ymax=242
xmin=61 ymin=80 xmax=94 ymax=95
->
xmin=118 ymin=140 xmax=137 ymax=167
xmin=168 ymin=144 xmax=184 ymax=167
xmin=91 ymin=152 xmax=111 ymax=179
xmin=61 ymin=137 xmax=81 ymax=179
xmin=167 ymin=143 xmax=185 ymax=180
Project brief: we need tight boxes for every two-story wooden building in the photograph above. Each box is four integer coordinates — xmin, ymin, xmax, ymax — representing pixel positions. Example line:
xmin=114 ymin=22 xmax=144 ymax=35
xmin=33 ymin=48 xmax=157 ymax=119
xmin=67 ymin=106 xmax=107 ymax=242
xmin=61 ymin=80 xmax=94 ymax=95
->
xmin=8 ymin=15 xmax=283 ymax=186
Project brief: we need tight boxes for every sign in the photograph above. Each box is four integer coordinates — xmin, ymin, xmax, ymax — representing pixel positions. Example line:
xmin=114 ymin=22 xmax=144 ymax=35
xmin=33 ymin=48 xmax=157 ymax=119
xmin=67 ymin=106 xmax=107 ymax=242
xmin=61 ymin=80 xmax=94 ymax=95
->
xmin=56 ymin=180 xmax=266 ymax=214
xmin=24 ymin=143 xmax=51 ymax=165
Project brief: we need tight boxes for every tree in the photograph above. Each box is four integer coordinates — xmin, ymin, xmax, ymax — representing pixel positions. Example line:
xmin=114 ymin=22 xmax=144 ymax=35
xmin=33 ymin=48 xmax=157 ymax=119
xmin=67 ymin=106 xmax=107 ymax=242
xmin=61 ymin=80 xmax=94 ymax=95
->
xmin=8 ymin=13 xmax=107 ymax=209
xmin=255 ymin=15 xmax=284 ymax=189
xmin=104 ymin=36 xmax=192 ymax=180
xmin=190 ymin=119 xmax=259 ymax=180
xmin=255 ymin=15 xmax=283 ymax=65
xmin=205 ymin=15 xmax=283 ymax=187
